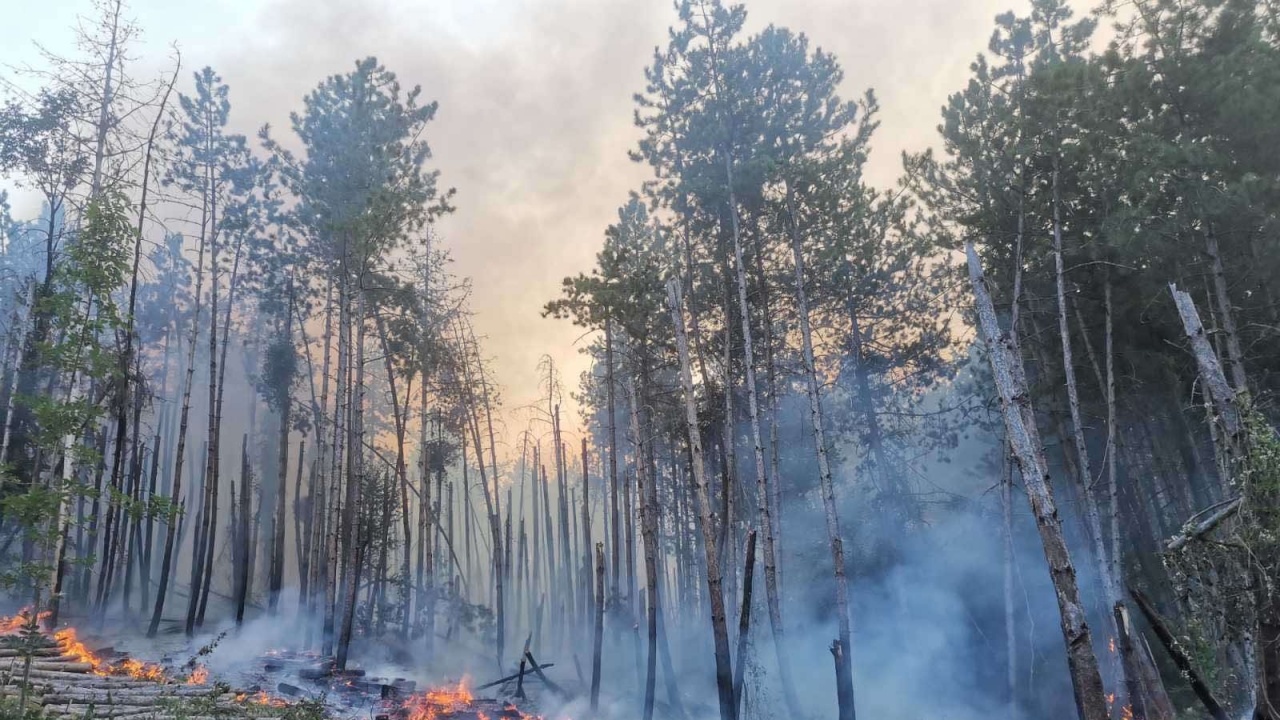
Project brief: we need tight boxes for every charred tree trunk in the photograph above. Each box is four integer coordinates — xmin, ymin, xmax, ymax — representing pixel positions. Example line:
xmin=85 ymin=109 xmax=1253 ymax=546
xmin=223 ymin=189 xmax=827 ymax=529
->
xmin=629 ymin=375 xmax=659 ymax=720
xmin=591 ymin=542 xmax=604 ymax=713
xmin=733 ymin=529 xmax=756 ymax=717
xmin=967 ymin=244 xmax=1108 ymax=720
xmin=786 ymin=184 xmax=856 ymax=720
xmin=668 ymin=279 xmax=736 ymax=720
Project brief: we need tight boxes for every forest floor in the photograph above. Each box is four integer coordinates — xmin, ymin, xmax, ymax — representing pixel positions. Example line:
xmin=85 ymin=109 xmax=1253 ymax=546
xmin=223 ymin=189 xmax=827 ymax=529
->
xmin=0 ymin=613 xmax=550 ymax=720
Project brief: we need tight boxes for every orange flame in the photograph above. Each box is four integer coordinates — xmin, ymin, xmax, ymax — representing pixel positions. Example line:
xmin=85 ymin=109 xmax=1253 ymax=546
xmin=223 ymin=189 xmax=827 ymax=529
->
xmin=0 ymin=608 xmax=50 ymax=634
xmin=236 ymin=690 xmax=288 ymax=708
xmin=1109 ymin=637 xmax=1116 ymax=654
xmin=186 ymin=666 xmax=210 ymax=685
xmin=54 ymin=627 xmax=168 ymax=681
xmin=402 ymin=681 xmax=475 ymax=720
xmin=402 ymin=682 xmax=545 ymax=720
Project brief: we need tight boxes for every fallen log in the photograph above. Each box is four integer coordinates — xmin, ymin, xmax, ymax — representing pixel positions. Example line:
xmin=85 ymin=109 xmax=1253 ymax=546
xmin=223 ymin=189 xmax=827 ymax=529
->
xmin=43 ymin=686 xmax=235 ymax=696
xmin=476 ymin=662 xmax=554 ymax=691
xmin=1130 ymin=589 xmax=1229 ymax=720
xmin=21 ymin=676 xmax=179 ymax=689
xmin=0 ymin=660 xmax=93 ymax=673
xmin=523 ymin=651 xmax=566 ymax=698
xmin=1165 ymin=497 xmax=1243 ymax=552
xmin=0 ymin=649 xmax=63 ymax=658
xmin=43 ymin=702 xmax=167 ymax=712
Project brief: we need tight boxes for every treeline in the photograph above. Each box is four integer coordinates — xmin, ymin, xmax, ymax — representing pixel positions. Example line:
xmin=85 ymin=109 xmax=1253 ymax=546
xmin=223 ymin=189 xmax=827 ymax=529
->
xmin=0 ymin=0 xmax=524 ymax=675
xmin=548 ymin=0 xmax=1280 ymax=719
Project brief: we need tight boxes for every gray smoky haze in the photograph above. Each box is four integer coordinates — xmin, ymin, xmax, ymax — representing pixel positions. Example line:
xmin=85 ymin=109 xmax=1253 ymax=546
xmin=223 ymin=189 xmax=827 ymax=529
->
xmin=613 ymin=377 xmax=1094 ymax=720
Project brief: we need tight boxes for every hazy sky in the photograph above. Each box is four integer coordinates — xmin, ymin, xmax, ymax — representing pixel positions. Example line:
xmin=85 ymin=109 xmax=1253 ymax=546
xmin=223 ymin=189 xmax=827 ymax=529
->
xmin=1 ymin=0 xmax=1052 ymax=452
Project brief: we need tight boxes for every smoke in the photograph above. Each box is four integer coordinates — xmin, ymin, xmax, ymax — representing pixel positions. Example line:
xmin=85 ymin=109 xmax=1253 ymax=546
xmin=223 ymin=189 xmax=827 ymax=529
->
xmin=612 ymin=369 xmax=1102 ymax=720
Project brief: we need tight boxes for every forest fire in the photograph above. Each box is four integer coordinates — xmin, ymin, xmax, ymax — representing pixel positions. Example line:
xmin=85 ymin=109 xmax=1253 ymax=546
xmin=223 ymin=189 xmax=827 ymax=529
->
xmin=53 ymin=626 xmax=167 ymax=680
xmin=401 ymin=682 xmax=475 ymax=720
xmin=0 ymin=607 xmax=49 ymax=634
xmin=187 ymin=665 xmax=210 ymax=684
xmin=236 ymin=690 xmax=290 ymax=708
xmin=398 ymin=682 xmax=541 ymax=720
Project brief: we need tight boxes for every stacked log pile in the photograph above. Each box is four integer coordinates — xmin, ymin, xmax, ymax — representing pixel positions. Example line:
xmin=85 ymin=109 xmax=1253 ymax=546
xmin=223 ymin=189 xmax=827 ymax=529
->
xmin=0 ymin=635 xmax=290 ymax=720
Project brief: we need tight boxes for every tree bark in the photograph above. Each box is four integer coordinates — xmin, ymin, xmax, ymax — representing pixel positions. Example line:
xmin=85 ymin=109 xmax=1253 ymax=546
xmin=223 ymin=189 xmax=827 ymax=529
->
xmin=1202 ymin=227 xmax=1248 ymax=393
xmin=966 ymin=244 xmax=1108 ymax=720
xmin=605 ymin=322 xmax=621 ymax=604
xmin=786 ymin=184 xmax=856 ymax=720
xmin=667 ymin=279 xmax=736 ymax=720
xmin=628 ymin=375 xmax=659 ymax=720
xmin=724 ymin=155 xmax=796 ymax=714
xmin=591 ymin=542 xmax=604 ymax=713
xmin=1051 ymin=162 xmax=1126 ymax=704
xmin=733 ymin=529 xmax=756 ymax=717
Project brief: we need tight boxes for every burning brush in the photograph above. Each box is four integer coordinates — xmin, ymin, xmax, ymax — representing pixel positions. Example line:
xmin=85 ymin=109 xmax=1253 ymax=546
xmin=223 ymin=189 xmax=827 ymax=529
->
xmin=395 ymin=681 xmax=541 ymax=720
xmin=53 ymin=626 xmax=168 ymax=680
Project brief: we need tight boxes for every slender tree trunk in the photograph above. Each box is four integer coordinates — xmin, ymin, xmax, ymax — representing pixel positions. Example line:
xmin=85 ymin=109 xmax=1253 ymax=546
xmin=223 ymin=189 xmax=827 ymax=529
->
xmin=1202 ymin=227 xmax=1248 ymax=392
xmin=1051 ymin=162 xmax=1126 ymax=704
xmin=147 ymin=191 xmax=210 ymax=638
xmin=605 ymin=323 xmax=621 ymax=604
xmin=336 ymin=285 xmax=366 ymax=671
xmin=668 ymin=279 xmax=736 ymax=720
xmin=591 ymin=541 xmax=604 ymax=713
xmin=733 ymin=529 xmax=756 ymax=717
xmin=236 ymin=435 xmax=251 ymax=624
xmin=580 ymin=437 xmax=593 ymax=643
xmin=967 ymin=244 xmax=1108 ymax=720
xmin=187 ymin=129 xmax=222 ymax=636
xmin=322 ymin=270 xmax=349 ymax=656
xmin=375 ymin=313 xmax=412 ymax=631
xmin=723 ymin=155 xmax=796 ymax=712
xmin=785 ymin=185 xmax=855 ymax=720
xmin=1003 ymin=440 xmax=1017 ymax=713
xmin=629 ymin=375 xmax=659 ymax=720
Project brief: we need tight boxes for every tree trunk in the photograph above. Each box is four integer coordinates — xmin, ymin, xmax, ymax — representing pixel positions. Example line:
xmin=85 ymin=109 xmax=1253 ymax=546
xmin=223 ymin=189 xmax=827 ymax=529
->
xmin=235 ymin=435 xmax=251 ymax=624
xmin=733 ymin=529 xmax=756 ymax=717
xmin=967 ymin=243 xmax=1109 ymax=720
xmin=628 ymin=376 xmax=659 ymax=720
xmin=1051 ymin=162 xmax=1126 ymax=704
xmin=605 ymin=322 xmax=621 ymax=603
xmin=591 ymin=542 xmax=605 ymax=713
xmin=667 ymin=279 xmax=736 ymax=720
xmin=336 ymin=285 xmax=366 ymax=671
xmin=1202 ymin=227 xmax=1248 ymax=393
xmin=724 ymin=156 xmax=796 ymax=714
xmin=786 ymin=184 xmax=856 ymax=720
xmin=147 ymin=192 xmax=209 ymax=638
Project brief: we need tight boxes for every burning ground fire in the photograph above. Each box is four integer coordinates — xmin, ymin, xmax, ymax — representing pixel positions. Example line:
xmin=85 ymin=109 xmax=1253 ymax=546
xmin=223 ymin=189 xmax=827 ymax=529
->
xmin=0 ymin=607 xmax=210 ymax=686
xmin=398 ymin=681 xmax=541 ymax=720
xmin=0 ymin=608 xmax=549 ymax=720
xmin=54 ymin=625 xmax=169 ymax=680
xmin=236 ymin=690 xmax=290 ymax=708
